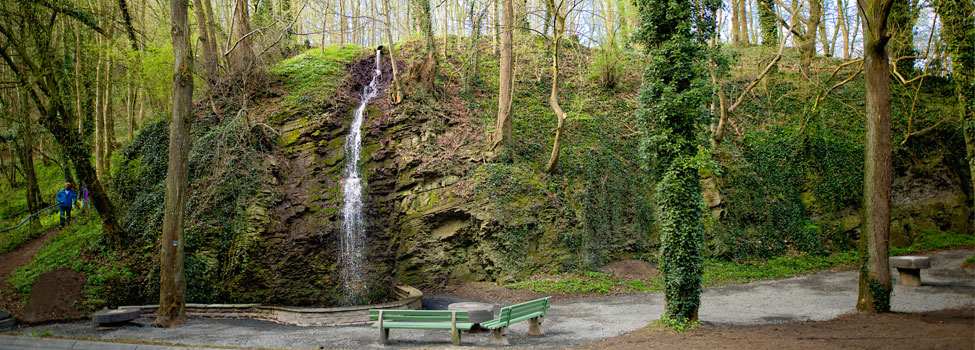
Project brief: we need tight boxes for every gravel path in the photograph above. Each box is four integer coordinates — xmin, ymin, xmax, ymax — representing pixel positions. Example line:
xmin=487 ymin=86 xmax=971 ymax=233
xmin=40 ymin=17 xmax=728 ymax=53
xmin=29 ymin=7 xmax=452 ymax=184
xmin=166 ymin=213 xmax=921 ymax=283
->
xmin=7 ymin=249 xmax=973 ymax=350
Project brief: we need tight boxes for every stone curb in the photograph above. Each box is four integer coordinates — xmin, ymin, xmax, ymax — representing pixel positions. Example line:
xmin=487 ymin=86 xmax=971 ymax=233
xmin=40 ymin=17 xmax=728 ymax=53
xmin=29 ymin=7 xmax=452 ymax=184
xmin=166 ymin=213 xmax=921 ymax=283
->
xmin=0 ymin=335 xmax=219 ymax=349
xmin=117 ymin=284 xmax=422 ymax=327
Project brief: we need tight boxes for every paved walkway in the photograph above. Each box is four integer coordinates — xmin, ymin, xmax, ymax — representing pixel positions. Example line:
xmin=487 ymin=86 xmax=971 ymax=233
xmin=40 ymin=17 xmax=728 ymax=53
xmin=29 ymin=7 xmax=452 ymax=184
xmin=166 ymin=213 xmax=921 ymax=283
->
xmin=2 ymin=250 xmax=972 ymax=350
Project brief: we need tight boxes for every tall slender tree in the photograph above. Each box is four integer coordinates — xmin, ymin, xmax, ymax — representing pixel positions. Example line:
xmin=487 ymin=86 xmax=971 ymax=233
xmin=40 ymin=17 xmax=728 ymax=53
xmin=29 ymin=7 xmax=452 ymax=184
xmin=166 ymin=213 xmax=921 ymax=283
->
xmin=156 ymin=0 xmax=194 ymax=327
xmin=800 ymin=0 xmax=822 ymax=77
xmin=491 ymin=0 xmax=515 ymax=158
xmin=543 ymin=0 xmax=569 ymax=173
xmin=856 ymin=0 xmax=894 ymax=313
xmin=408 ymin=0 xmax=438 ymax=93
xmin=634 ymin=0 xmax=719 ymax=325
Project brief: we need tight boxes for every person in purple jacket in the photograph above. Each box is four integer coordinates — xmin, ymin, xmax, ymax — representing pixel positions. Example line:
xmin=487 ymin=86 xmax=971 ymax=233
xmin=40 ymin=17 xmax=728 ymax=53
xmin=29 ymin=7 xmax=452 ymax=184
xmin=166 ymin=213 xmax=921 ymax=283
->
xmin=80 ymin=185 xmax=89 ymax=214
xmin=56 ymin=182 xmax=78 ymax=228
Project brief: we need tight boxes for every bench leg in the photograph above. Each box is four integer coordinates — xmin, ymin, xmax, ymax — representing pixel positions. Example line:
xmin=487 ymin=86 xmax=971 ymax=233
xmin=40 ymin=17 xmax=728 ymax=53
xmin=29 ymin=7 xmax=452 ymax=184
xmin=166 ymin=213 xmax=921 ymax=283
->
xmin=528 ymin=317 xmax=544 ymax=336
xmin=897 ymin=268 xmax=922 ymax=287
xmin=491 ymin=327 xmax=509 ymax=346
xmin=451 ymin=328 xmax=462 ymax=346
xmin=378 ymin=328 xmax=389 ymax=345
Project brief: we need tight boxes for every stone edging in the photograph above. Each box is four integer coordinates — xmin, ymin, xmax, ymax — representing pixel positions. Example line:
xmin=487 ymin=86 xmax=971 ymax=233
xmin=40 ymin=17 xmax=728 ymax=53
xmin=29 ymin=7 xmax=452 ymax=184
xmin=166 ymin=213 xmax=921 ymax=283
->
xmin=118 ymin=284 xmax=422 ymax=326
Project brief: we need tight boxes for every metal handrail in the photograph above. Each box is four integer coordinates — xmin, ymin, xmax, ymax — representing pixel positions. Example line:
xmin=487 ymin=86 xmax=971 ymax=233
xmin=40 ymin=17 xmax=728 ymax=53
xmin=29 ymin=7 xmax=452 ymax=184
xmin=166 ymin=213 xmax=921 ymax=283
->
xmin=0 ymin=204 xmax=58 ymax=233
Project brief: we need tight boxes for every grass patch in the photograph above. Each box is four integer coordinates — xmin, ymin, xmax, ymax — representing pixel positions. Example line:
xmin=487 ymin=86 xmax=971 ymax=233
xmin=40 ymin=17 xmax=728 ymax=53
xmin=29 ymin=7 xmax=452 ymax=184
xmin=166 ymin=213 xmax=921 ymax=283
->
xmin=8 ymin=216 xmax=101 ymax=296
xmin=268 ymin=45 xmax=364 ymax=104
xmin=889 ymin=231 xmax=973 ymax=256
xmin=702 ymin=250 xmax=858 ymax=287
xmin=0 ymin=209 xmax=59 ymax=254
xmin=508 ymin=250 xmax=860 ymax=294
xmin=508 ymin=271 xmax=662 ymax=294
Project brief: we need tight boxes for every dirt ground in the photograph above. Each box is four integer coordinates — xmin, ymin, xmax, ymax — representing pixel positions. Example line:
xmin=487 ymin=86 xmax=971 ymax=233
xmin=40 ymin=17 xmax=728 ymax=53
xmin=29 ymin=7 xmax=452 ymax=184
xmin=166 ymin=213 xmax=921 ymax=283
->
xmin=0 ymin=228 xmax=86 ymax=323
xmin=569 ymin=308 xmax=975 ymax=350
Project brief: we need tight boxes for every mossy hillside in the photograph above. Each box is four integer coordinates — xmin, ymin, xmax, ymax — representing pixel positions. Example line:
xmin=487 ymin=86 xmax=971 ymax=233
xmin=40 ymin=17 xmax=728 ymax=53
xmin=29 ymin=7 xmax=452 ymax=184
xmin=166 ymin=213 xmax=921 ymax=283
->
xmin=386 ymin=37 xmax=656 ymax=286
xmin=387 ymin=38 xmax=970 ymax=287
xmin=98 ymin=96 xmax=275 ymax=306
xmin=704 ymin=45 xmax=970 ymax=262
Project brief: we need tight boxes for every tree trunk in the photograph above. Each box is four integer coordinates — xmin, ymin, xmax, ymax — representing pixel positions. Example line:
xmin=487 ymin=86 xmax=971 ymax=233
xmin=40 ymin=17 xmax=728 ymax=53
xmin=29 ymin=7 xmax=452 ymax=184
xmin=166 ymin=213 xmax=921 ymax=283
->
xmin=738 ymin=0 xmax=750 ymax=45
xmin=339 ymin=0 xmax=346 ymax=46
xmin=408 ymin=0 xmax=438 ymax=94
xmin=94 ymin=42 xmax=104 ymax=179
xmin=382 ymin=0 xmax=404 ymax=103
xmin=818 ymin=9 xmax=831 ymax=56
xmin=103 ymin=55 xmax=114 ymax=176
xmin=800 ymin=0 xmax=822 ymax=77
xmin=758 ymin=0 xmax=778 ymax=46
xmin=492 ymin=0 xmax=499 ymax=55
xmin=195 ymin=0 xmax=218 ymax=84
xmin=491 ymin=0 xmax=514 ymax=158
xmin=201 ymin=0 xmax=220 ymax=59
xmin=231 ymin=0 xmax=258 ymax=79
xmin=732 ymin=0 xmax=742 ymax=44
xmin=17 ymin=94 xmax=42 ymax=214
xmin=75 ymin=20 xmax=83 ymax=134
xmin=543 ymin=0 xmax=567 ymax=174
xmin=856 ymin=0 xmax=894 ymax=313
xmin=156 ymin=0 xmax=193 ymax=328
xmin=839 ymin=0 xmax=850 ymax=59
xmin=516 ymin=0 xmax=529 ymax=34
xmin=442 ymin=0 xmax=449 ymax=57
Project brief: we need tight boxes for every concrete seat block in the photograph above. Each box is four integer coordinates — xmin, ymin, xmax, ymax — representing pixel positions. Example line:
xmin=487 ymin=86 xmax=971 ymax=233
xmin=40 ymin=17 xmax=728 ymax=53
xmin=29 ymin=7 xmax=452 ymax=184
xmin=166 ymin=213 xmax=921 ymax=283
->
xmin=92 ymin=309 xmax=140 ymax=325
xmin=0 ymin=317 xmax=14 ymax=330
xmin=890 ymin=255 xmax=931 ymax=269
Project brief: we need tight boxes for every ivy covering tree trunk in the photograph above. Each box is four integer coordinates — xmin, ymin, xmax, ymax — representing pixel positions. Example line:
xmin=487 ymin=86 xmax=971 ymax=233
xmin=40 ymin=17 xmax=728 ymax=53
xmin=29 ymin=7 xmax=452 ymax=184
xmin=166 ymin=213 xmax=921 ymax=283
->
xmin=758 ymin=0 xmax=778 ymax=46
xmin=634 ymin=0 xmax=719 ymax=326
xmin=856 ymin=0 xmax=894 ymax=313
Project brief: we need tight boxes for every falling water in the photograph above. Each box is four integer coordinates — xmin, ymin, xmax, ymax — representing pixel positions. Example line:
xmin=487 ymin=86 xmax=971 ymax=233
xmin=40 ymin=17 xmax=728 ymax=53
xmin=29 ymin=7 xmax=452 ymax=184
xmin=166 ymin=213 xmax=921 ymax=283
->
xmin=340 ymin=49 xmax=382 ymax=301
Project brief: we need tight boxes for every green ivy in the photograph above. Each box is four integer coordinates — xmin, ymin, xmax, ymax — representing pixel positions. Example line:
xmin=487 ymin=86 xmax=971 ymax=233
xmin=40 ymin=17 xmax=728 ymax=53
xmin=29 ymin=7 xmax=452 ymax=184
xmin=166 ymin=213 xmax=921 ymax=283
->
xmin=634 ymin=0 xmax=720 ymax=325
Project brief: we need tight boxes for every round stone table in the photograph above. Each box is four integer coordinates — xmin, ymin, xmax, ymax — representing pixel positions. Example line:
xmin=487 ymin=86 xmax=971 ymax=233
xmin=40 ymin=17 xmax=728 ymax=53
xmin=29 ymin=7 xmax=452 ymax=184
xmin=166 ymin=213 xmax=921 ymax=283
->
xmin=447 ymin=302 xmax=497 ymax=325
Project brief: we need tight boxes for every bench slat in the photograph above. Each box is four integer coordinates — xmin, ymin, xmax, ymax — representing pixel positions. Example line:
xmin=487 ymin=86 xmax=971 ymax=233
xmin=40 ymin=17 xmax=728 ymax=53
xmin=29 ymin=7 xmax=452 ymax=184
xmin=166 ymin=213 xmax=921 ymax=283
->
xmin=507 ymin=311 xmax=544 ymax=325
xmin=371 ymin=321 xmax=474 ymax=330
xmin=368 ymin=309 xmax=470 ymax=322
xmin=369 ymin=315 xmax=470 ymax=321
xmin=369 ymin=310 xmax=469 ymax=316
xmin=480 ymin=296 xmax=551 ymax=329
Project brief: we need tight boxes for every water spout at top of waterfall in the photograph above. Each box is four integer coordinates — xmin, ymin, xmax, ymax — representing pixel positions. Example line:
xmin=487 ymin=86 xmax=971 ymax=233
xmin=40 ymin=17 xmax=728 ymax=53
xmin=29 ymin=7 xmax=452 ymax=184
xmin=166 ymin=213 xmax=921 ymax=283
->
xmin=339 ymin=50 xmax=382 ymax=303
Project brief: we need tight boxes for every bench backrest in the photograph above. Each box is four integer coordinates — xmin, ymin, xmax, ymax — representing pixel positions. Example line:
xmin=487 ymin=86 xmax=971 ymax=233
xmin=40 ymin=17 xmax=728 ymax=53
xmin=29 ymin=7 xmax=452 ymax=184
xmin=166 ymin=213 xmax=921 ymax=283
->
xmin=495 ymin=296 xmax=551 ymax=327
xmin=368 ymin=309 xmax=470 ymax=322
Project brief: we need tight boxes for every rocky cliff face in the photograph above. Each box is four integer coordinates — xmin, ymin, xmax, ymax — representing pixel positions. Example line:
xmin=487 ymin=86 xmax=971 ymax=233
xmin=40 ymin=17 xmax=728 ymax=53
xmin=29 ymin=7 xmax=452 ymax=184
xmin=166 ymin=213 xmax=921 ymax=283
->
xmin=260 ymin=57 xmax=972 ymax=297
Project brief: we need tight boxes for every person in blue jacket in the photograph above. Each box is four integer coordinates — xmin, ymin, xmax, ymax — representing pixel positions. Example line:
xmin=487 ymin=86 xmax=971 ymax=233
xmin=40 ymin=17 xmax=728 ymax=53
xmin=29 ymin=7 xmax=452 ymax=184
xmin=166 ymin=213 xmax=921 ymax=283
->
xmin=56 ymin=182 xmax=78 ymax=228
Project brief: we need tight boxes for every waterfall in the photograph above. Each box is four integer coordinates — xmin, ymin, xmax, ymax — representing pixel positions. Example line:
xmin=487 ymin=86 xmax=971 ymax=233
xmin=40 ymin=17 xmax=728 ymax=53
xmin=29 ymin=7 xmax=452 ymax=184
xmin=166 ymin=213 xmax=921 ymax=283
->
xmin=340 ymin=49 xmax=382 ymax=302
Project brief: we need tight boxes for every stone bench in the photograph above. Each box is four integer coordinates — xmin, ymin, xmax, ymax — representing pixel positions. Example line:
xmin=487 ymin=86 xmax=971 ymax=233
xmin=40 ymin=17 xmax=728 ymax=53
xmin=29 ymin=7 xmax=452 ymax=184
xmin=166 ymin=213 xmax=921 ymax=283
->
xmin=890 ymin=255 xmax=931 ymax=287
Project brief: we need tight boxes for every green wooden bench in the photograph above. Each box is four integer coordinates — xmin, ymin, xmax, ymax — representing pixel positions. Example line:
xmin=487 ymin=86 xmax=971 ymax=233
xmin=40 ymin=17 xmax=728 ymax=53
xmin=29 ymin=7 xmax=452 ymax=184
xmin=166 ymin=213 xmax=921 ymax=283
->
xmin=481 ymin=296 xmax=552 ymax=345
xmin=369 ymin=309 xmax=473 ymax=345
